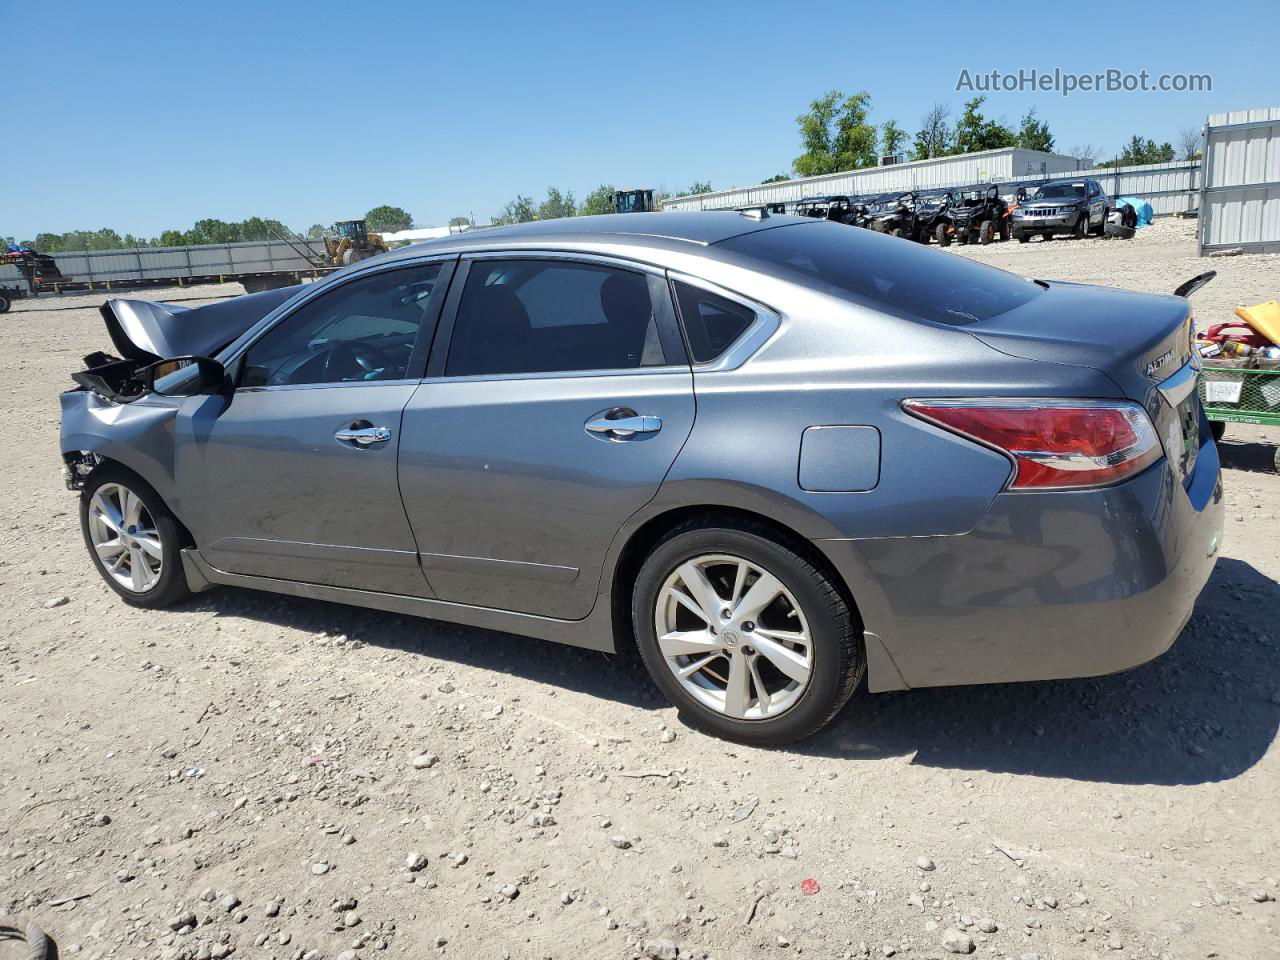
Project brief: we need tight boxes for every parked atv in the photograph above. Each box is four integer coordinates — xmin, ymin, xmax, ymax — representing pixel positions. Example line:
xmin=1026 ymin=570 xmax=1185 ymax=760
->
xmin=867 ymin=192 xmax=918 ymax=238
xmin=943 ymin=184 xmax=1011 ymax=246
xmin=911 ymin=190 xmax=956 ymax=245
xmin=794 ymin=195 xmax=861 ymax=224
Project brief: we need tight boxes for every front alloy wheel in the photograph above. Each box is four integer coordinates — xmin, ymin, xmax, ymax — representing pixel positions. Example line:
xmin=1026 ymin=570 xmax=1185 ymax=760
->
xmin=88 ymin=482 xmax=164 ymax=593
xmin=633 ymin=520 xmax=865 ymax=745
xmin=80 ymin=466 xmax=192 ymax=608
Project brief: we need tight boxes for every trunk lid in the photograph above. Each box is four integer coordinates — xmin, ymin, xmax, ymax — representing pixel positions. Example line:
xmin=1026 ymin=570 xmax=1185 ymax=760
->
xmin=970 ymin=279 xmax=1200 ymax=484
xmin=101 ymin=284 xmax=303 ymax=364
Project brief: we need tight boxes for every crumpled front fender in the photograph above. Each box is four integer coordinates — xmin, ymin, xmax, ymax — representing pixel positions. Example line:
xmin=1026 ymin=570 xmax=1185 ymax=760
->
xmin=59 ymin=389 xmax=182 ymax=512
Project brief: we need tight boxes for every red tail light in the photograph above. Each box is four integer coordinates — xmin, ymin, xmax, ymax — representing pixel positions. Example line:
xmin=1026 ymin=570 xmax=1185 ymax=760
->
xmin=903 ymin=399 xmax=1162 ymax=490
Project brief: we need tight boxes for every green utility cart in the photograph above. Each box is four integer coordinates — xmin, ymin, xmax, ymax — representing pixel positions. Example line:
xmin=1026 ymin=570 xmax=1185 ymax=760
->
xmin=1198 ymin=361 xmax=1280 ymax=472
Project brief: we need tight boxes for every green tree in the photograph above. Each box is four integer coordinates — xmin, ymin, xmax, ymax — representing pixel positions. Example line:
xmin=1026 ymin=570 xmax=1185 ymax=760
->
xmin=911 ymin=102 xmax=951 ymax=160
xmin=537 ymin=187 xmax=577 ymax=220
xmin=761 ymin=173 xmax=790 ymax=183
xmin=952 ymin=97 xmax=1016 ymax=154
xmin=364 ymin=205 xmax=413 ymax=232
xmin=1100 ymin=136 xmax=1177 ymax=167
xmin=493 ymin=195 xmax=537 ymax=225
xmin=685 ymin=180 xmax=713 ymax=195
xmin=793 ymin=90 xmax=877 ymax=176
xmin=577 ymin=184 xmax=617 ymax=216
xmin=880 ymin=120 xmax=907 ymax=158
xmin=305 ymin=223 xmax=331 ymax=240
xmin=1016 ymin=108 xmax=1055 ymax=152
xmin=448 ymin=216 xmax=473 ymax=228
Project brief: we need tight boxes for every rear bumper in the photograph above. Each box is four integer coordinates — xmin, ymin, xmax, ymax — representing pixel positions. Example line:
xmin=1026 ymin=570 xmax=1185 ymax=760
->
xmin=817 ymin=438 xmax=1225 ymax=691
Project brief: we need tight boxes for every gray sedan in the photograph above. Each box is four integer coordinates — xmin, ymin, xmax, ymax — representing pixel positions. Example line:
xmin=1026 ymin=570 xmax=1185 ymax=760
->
xmin=60 ymin=213 xmax=1223 ymax=745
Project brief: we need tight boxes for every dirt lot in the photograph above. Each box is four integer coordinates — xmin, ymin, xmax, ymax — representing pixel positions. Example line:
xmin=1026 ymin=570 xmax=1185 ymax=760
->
xmin=2 ymin=220 xmax=1278 ymax=960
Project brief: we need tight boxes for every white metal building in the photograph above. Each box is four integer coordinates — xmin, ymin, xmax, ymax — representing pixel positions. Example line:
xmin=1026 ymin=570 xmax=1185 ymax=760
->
xmin=1199 ymin=106 xmax=1280 ymax=254
xmin=661 ymin=148 xmax=1088 ymax=211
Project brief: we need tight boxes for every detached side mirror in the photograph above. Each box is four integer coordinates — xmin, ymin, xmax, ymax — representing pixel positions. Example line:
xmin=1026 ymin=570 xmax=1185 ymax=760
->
xmin=144 ymin=356 xmax=227 ymax=397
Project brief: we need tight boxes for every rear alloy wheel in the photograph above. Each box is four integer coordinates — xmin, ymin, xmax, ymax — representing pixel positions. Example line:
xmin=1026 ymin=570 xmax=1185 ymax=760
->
xmin=632 ymin=522 xmax=864 ymax=745
xmin=81 ymin=467 xmax=192 ymax=608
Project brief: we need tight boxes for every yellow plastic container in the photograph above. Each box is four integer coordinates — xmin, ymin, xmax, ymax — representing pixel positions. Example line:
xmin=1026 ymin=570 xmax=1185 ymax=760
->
xmin=1234 ymin=301 xmax=1280 ymax=346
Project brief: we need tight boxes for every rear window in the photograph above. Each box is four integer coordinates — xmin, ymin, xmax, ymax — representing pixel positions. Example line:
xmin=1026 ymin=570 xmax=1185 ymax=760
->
xmin=718 ymin=221 xmax=1042 ymax=326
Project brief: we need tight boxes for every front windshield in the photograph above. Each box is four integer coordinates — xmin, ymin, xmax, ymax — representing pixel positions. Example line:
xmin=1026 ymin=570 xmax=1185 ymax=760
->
xmin=1033 ymin=183 xmax=1086 ymax=200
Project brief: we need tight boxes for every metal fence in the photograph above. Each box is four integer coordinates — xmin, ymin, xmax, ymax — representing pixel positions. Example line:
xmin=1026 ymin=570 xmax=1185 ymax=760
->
xmin=1199 ymin=106 xmax=1280 ymax=254
xmin=42 ymin=237 xmax=329 ymax=284
xmin=663 ymin=153 xmax=1201 ymax=218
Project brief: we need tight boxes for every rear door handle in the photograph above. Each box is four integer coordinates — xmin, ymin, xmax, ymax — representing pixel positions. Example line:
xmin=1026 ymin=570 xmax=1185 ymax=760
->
xmin=585 ymin=410 xmax=663 ymax=441
xmin=335 ymin=424 xmax=391 ymax=446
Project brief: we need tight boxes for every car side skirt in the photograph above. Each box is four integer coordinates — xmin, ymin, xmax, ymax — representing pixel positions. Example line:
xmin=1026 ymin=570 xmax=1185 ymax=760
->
xmin=180 ymin=548 xmax=616 ymax=653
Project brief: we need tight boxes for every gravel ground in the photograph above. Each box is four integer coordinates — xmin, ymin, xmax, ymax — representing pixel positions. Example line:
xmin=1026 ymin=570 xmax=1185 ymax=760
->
xmin=1 ymin=220 xmax=1278 ymax=960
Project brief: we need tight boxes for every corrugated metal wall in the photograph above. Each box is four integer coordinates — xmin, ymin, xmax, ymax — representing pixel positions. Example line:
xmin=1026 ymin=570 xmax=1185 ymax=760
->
xmin=662 ymin=148 xmax=1086 ymax=211
xmin=1199 ymin=107 xmax=1280 ymax=254
xmin=47 ymin=238 xmax=329 ymax=284
xmin=663 ymin=150 xmax=1200 ymax=217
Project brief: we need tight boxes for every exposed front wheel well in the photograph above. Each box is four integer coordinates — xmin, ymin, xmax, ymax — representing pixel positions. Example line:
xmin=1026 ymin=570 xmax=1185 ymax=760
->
xmin=72 ymin=455 xmax=195 ymax=549
xmin=609 ymin=505 xmax=864 ymax=654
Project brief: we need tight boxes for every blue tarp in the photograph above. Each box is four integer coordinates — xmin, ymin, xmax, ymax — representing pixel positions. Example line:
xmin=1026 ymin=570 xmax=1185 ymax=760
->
xmin=1115 ymin=196 xmax=1153 ymax=227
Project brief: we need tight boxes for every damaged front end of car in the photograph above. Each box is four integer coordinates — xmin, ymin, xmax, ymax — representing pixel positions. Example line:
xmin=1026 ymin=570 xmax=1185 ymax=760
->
xmin=61 ymin=285 xmax=304 ymax=490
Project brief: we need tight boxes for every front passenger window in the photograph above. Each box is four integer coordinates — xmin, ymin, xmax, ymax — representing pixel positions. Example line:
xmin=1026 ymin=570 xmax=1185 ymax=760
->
xmin=240 ymin=263 xmax=444 ymax=387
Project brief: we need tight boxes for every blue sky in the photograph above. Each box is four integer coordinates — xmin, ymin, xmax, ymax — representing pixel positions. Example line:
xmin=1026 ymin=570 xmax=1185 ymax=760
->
xmin=8 ymin=0 xmax=1277 ymax=241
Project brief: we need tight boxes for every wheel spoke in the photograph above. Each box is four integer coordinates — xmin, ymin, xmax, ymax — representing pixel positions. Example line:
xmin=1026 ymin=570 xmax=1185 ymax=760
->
xmin=658 ymin=629 xmax=722 ymax=658
xmin=676 ymin=652 xmax=720 ymax=679
xmin=123 ymin=490 xmax=144 ymax=527
xmin=129 ymin=547 xmax=146 ymax=591
xmin=676 ymin=562 xmax=725 ymax=623
xmin=732 ymin=570 xmax=784 ymax=623
xmin=747 ymin=655 xmax=771 ymax=714
xmin=723 ymin=653 xmax=752 ymax=718
xmin=729 ymin=560 xmax=748 ymax=606
xmin=753 ymin=626 xmax=808 ymax=646
xmin=91 ymin=493 xmax=123 ymax=532
xmin=94 ymin=537 xmax=125 ymax=558
xmin=752 ymin=634 xmax=811 ymax=685
xmin=135 ymin=534 xmax=163 ymax=561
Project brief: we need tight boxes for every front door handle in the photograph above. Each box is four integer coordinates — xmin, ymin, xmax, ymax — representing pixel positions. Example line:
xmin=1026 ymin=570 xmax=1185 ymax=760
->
xmin=585 ymin=409 xmax=663 ymax=441
xmin=335 ymin=424 xmax=392 ymax=446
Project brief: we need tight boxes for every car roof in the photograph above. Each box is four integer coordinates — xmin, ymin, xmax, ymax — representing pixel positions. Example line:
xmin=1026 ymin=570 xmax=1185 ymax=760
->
xmin=390 ymin=212 xmax=792 ymax=258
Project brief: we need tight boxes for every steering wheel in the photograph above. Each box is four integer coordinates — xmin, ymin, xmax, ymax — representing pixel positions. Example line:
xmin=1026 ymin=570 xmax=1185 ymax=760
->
xmin=323 ymin=342 xmax=395 ymax=381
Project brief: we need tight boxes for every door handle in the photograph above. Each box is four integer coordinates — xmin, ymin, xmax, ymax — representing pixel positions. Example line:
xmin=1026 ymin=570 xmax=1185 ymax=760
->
xmin=585 ymin=410 xmax=662 ymax=440
xmin=335 ymin=424 xmax=392 ymax=446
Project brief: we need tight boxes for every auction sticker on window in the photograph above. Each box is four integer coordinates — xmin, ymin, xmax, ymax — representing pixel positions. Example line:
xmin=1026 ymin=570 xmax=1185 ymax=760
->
xmin=1204 ymin=379 xmax=1243 ymax=404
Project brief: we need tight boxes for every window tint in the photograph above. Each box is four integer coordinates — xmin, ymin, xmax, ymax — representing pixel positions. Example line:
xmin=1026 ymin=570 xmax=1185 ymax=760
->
xmin=240 ymin=264 xmax=443 ymax=387
xmin=672 ymin=282 xmax=757 ymax=363
xmin=446 ymin=260 xmax=666 ymax=376
xmin=718 ymin=221 xmax=1042 ymax=326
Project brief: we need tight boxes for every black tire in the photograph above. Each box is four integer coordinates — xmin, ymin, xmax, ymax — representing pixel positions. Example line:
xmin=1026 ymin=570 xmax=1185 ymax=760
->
xmin=1014 ymin=230 xmax=1029 ymax=244
xmin=1104 ymin=222 xmax=1136 ymax=240
xmin=1210 ymin=421 xmax=1227 ymax=442
xmin=1274 ymin=445 xmax=1280 ymax=475
xmin=631 ymin=519 xmax=865 ymax=746
xmin=978 ymin=220 xmax=994 ymax=245
xmin=80 ymin=464 xmax=192 ymax=609
xmin=998 ymin=218 xmax=1011 ymax=242
xmin=1072 ymin=213 xmax=1089 ymax=239
xmin=0 ymin=294 xmax=10 ymax=313
xmin=890 ymin=227 xmax=906 ymax=239
xmin=1042 ymin=232 xmax=1054 ymax=241
xmin=935 ymin=223 xmax=951 ymax=247
xmin=1091 ymin=208 xmax=1107 ymax=236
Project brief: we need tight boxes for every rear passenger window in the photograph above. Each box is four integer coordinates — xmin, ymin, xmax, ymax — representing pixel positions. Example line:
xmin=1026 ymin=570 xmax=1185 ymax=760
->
xmin=672 ymin=281 xmax=756 ymax=363
xmin=445 ymin=260 xmax=667 ymax=376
